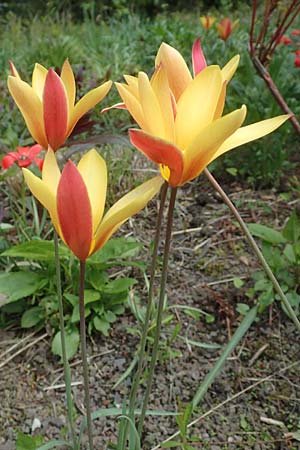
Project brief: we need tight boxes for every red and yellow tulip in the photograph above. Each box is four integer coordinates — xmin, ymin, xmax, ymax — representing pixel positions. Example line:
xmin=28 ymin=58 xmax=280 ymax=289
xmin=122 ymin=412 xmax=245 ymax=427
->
xmin=114 ymin=40 xmax=289 ymax=187
xmin=200 ymin=15 xmax=216 ymax=30
xmin=216 ymin=18 xmax=239 ymax=41
xmin=23 ymin=149 xmax=163 ymax=261
xmin=8 ymin=61 xmax=112 ymax=152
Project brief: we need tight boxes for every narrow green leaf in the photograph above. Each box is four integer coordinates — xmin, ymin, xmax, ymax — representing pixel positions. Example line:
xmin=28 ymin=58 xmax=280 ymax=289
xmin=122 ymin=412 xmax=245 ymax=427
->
xmin=247 ymin=223 xmax=286 ymax=245
xmin=2 ymin=240 xmax=69 ymax=260
xmin=36 ymin=440 xmax=72 ymax=450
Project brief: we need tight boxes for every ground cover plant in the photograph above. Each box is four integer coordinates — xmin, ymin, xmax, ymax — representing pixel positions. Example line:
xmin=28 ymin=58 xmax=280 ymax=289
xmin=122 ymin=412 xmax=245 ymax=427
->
xmin=1 ymin=1 xmax=300 ymax=449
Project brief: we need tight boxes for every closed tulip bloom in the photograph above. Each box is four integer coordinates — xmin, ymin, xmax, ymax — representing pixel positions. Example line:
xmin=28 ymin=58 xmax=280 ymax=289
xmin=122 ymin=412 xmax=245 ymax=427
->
xmin=115 ymin=40 xmax=289 ymax=187
xmin=200 ymin=15 xmax=216 ymax=30
xmin=23 ymin=149 xmax=163 ymax=261
xmin=8 ymin=60 xmax=112 ymax=152
xmin=217 ymin=18 xmax=239 ymax=41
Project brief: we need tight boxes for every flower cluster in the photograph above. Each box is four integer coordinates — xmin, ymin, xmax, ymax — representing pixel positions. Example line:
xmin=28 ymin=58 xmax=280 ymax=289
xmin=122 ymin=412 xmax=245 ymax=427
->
xmin=200 ymin=15 xmax=239 ymax=41
xmin=278 ymin=29 xmax=300 ymax=68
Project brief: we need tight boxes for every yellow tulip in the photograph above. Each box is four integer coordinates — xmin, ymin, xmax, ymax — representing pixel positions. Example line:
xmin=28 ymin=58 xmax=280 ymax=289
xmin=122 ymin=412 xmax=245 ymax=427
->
xmin=200 ymin=15 xmax=216 ymax=30
xmin=8 ymin=60 xmax=112 ymax=151
xmin=114 ymin=40 xmax=289 ymax=187
xmin=23 ymin=149 xmax=163 ymax=261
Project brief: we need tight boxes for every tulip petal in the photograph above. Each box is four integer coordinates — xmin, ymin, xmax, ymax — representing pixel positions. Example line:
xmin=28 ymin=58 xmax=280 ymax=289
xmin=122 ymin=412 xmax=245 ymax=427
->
xmin=213 ymin=81 xmax=227 ymax=120
xmin=7 ymin=76 xmax=48 ymax=148
xmin=9 ymin=61 xmax=21 ymax=78
xmin=129 ymin=129 xmax=183 ymax=186
xmin=192 ymin=37 xmax=207 ymax=76
xmin=42 ymin=148 xmax=61 ymax=194
xmin=221 ymin=55 xmax=240 ymax=83
xmin=23 ymin=168 xmax=60 ymax=233
xmin=115 ymin=82 xmax=146 ymax=129
xmin=61 ymin=59 xmax=76 ymax=113
xmin=155 ymin=42 xmax=192 ymax=101
xmin=92 ymin=176 xmax=164 ymax=255
xmin=43 ymin=69 xmax=68 ymax=151
xmin=181 ymin=105 xmax=247 ymax=184
xmin=57 ymin=161 xmax=93 ymax=261
xmin=2 ymin=154 xmax=18 ymax=169
xmin=28 ymin=144 xmax=44 ymax=157
xmin=138 ymin=72 xmax=166 ymax=138
xmin=77 ymin=149 xmax=107 ymax=235
xmin=214 ymin=114 xmax=290 ymax=159
xmin=101 ymin=102 xmax=127 ymax=114
xmin=32 ymin=63 xmax=48 ymax=100
xmin=175 ymin=65 xmax=222 ymax=150
xmin=68 ymin=80 xmax=112 ymax=136
xmin=150 ymin=65 xmax=175 ymax=141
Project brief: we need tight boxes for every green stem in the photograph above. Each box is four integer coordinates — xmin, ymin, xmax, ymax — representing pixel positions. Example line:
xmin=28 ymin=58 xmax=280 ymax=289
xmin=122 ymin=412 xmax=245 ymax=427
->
xmin=204 ymin=168 xmax=300 ymax=333
xmin=121 ymin=182 xmax=168 ymax=449
xmin=79 ymin=260 xmax=94 ymax=450
xmin=54 ymin=232 xmax=77 ymax=449
xmin=138 ymin=187 xmax=177 ymax=437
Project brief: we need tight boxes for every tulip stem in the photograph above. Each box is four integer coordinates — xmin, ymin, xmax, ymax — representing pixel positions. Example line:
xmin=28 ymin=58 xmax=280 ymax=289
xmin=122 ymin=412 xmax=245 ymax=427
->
xmin=138 ymin=186 xmax=177 ymax=438
xmin=79 ymin=260 xmax=94 ymax=450
xmin=123 ymin=181 xmax=168 ymax=447
xmin=204 ymin=168 xmax=300 ymax=334
xmin=54 ymin=232 xmax=77 ymax=449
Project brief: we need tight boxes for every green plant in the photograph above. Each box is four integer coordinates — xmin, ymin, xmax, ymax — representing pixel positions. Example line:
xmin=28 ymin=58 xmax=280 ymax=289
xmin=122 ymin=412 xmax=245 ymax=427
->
xmin=244 ymin=210 xmax=300 ymax=316
xmin=0 ymin=236 xmax=143 ymax=358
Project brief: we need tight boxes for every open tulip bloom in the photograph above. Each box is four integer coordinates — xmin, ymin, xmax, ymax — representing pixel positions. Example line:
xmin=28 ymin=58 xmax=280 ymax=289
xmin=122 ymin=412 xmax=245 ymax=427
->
xmin=2 ymin=144 xmax=44 ymax=170
xmin=8 ymin=60 xmax=112 ymax=152
xmin=114 ymin=39 xmax=289 ymax=187
xmin=23 ymin=149 xmax=163 ymax=261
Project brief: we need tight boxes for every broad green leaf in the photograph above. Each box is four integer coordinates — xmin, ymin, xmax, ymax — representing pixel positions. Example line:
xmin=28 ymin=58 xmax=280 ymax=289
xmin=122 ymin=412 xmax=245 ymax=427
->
xmin=93 ymin=316 xmax=110 ymax=335
xmin=236 ymin=303 xmax=250 ymax=315
xmin=71 ymin=304 xmax=91 ymax=323
xmin=2 ymin=240 xmax=70 ymax=260
xmin=0 ymin=272 xmax=47 ymax=306
xmin=51 ymin=328 xmax=80 ymax=360
xmin=88 ymin=237 xmax=141 ymax=265
xmin=247 ymin=223 xmax=286 ymax=245
xmin=86 ymin=268 xmax=108 ymax=290
xmin=16 ymin=432 xmax=44 ymax=450
xmin=84 ymin=289 xmax=101 ymax=304
xmin=21 ymin=306 xmax=44 ymax=328
xmin=282 ymin=209 xmax=300 ymax=243
xmin=105 ymin=310 xmax=117 ymax=323
xmin=233 ymin=277 xmax=244 ymax=288
xmin=103 ymin=277 xmax=136 ymax=294
xmin=283 ymin=244 xmax=296 ymax=263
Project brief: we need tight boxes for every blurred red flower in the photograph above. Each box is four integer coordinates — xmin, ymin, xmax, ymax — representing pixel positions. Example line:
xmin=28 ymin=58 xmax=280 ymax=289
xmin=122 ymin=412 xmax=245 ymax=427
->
xmin=2 ymin=144 xmax=44 ymax=170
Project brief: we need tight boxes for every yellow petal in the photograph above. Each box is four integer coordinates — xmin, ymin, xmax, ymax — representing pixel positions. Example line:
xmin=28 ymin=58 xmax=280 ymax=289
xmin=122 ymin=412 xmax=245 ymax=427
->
xmin=214 ymin=81 xmax=227 ymax=120
xmin=151 ymin=65 xmax=175 ymax=142
xmin=77 ymin=149 xmax=107 ymax=235
xmin=9 ymin=61 xmax=21 ymax=79
xmin=175 ymin=65 xmax=223 ymax=150
xmin=138 ymin=72 xmax=166 ymax=138
xmin=124 ymin=74 xmax=139 ymax=96
xmin=32 ymin=63 xmax=48 ymax=100
xmin=61 ymin=59 xmax=76 ymax=114
xmin=8 ymin=76 xmax=48 ymax=148
xmin=116 ymin=82 xmax=147 ymax=129
xmin=91 ymin=176 xmax=164 ymax=255
xmin=221 ymin=55 xmax=240 ymax=83
xmin=155 ymin=43 xmax=192 ymax=101
xmin=214 ymin=114 xmax=290 ymax=159
xmin=42 ymin=148 xmax=61 ymax=194
xmin=181 ymin=105 xmax=247 ymax=184
xmin=67 ymin=80 xmax=112 ymax=136
xmin=23 ymin=168 xmax=60 ymax=234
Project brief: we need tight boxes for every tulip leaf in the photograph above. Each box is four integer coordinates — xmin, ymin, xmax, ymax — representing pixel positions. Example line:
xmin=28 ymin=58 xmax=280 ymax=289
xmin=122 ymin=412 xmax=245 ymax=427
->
xmin=1 ymin=239 xmax=70 ymax=260
xmin=51 ymin=328 xmax=80 ymax=360
xmin=93 ymin=316 xmax=110 ymax=336
xmin=103 ymin=277 xmax=136 ymax=295
xmin=88 ymin=237 xmax=142 ymax=266
xmin=16 ymin=432 xmax=44 ymax=450
xmin=0 ymin=272 xmax=47 ymax=306
xmin=247 ymin=223 xmax=286 ymax=245
xmin=21 ymin=306 xmax=44 ymax=328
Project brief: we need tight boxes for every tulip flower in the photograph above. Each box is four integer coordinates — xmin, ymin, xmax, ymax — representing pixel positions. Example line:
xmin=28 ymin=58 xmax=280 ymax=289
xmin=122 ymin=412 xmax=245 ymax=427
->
xmin=2 ymin=144 xmax=43 ymax=170
xmin=216 ymin=18 xmax=239 ymax=41
xmin=200 ymin=15 xmax=216 ymax=30
xmin=294 ymin=50 xmax=300 ymax=67
xmin=114 ymin=40 xmax=289 ymax=187
xmin=23 ymin=149 xmax=163 ymax=261
xmin=8 ymin=60 xmax=112 ymax=152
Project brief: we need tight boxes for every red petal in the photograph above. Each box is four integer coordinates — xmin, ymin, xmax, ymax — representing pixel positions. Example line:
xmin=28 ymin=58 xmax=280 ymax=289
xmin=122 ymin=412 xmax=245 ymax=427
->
xmin=33 ymin=158 xmax=44 ymax=170
xmin=2 ymin=154 xmax=17 ymax=169
xmin=129 ymin=129 xmax=183 ymax=187
xmin=57 ymin=161 xmax=92 ymax=260
xmin=28 ymin=144 xmax=44 ymax=157
xmin=192 ymin=38 xmax=207 ymax=76
xmin=43 ymin=69 xmax=68 ymax=151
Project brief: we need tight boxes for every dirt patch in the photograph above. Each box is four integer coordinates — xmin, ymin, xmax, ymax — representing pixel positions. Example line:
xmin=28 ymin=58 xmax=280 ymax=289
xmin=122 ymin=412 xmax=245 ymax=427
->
xmin=1 ymin=174 xmax=300 ymax=449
